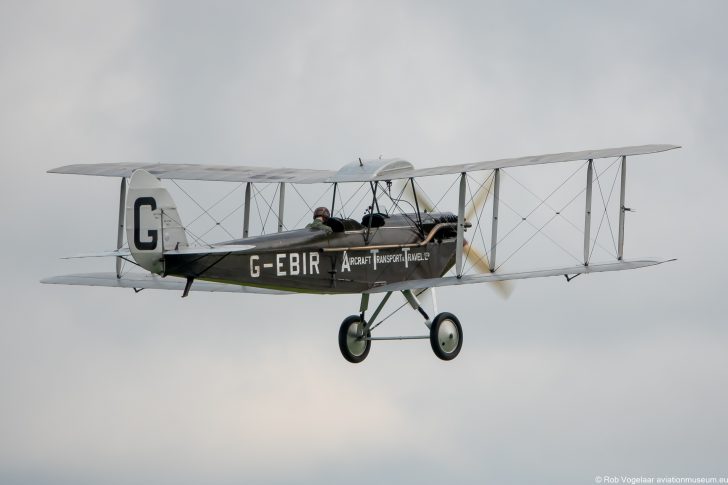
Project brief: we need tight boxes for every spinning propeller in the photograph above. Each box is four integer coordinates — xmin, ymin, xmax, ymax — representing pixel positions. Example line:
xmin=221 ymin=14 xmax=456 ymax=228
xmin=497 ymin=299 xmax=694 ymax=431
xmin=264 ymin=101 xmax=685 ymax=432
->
xmin=392 ymin=178 xmax=513 ymax=299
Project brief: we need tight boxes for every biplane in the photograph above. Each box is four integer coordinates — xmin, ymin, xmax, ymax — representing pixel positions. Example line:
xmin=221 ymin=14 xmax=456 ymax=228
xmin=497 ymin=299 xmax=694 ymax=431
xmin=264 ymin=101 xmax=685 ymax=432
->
xmin=42 ymin=144 xmax=678 ymax=362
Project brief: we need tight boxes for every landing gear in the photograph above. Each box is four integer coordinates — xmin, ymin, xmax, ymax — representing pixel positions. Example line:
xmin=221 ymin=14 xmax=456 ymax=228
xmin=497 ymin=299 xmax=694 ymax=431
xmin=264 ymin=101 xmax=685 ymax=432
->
xmin=338 ymin=315 xmax=371 ymax=363
xmin=337 ymin=291 xmax=464 ymax=362
xmin=429 ymin=312 xmax=463 ymax=361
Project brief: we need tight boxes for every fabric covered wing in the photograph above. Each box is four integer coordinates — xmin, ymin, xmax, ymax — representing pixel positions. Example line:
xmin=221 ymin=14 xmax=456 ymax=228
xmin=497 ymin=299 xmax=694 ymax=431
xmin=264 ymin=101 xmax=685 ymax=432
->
xmin=49 ymin=163 xmax=336 ymax=184
xmin=48 ymin=145 xmax=678 ymax=184
xmin=354 ymin=144 xmax=680 ymax=182
xmin=41 ymin=272 xmax=292 ymax=295
xmin=364 ymin=258 xmax=673 ymax=293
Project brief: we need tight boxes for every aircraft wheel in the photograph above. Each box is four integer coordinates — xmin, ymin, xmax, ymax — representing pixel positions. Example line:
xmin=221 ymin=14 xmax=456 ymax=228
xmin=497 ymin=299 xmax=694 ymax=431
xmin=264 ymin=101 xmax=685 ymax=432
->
xmin=429 ymin=312 xmax=463 ymax=361
xmin=338 ymin=315 xmax=371 ymax=363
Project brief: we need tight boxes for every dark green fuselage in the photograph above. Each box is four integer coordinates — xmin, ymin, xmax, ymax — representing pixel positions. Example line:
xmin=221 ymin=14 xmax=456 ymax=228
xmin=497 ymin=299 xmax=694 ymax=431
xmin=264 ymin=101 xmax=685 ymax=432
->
xmin=163 ymin=213 xmax=459 ymax=294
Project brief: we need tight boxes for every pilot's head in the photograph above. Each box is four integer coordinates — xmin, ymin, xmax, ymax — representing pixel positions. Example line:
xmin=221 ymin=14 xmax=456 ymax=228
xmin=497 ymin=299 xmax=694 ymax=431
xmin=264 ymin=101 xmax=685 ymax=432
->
xmin=313 ymin=206 xmax=330 ymax=222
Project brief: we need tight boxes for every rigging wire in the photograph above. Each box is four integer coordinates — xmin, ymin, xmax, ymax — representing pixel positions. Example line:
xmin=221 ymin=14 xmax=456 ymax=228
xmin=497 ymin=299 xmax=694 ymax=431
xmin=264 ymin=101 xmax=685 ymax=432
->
xmin=589 ymin=161 xmax=622 ymax=261
xmin=378 ymin=181 xmax=421 ymax=229
xmin=252 ymin=184 xmax=267 ymax=235
xmin=171 ymin=180 xmax=236 ymax=240
xmin=339 ymin=183 xmax=369 ymax=219
xmin=367 ymin=289 xmax=429 ymax=333
xmin=495 ymin=197 xmax=583 ymax=269
xmin=494 ymin=158 xmax=621 ymax=271
xmin=196 ymin=199 xmax=247 ymax=240
xmin=430 ymin=175 xmax=461 ymax=212
xmin=258 ymin=183 xmax=280 ymax=232
xmin=292 ymin=184 xmax=333 ymax=228
xmin=500 ymin=159 xmax=620 ymax=257
xmin=494 ymin=161 xmax=589 ymax=248
xmin=185 ymin=182 xmax=243 ymax=228
xmin=462 ymin=172 xmax=495 ymax=275
xmin=593 ymin=161 xmax=621 ymax=256
xmin=290 ymin=183 xmax=314 ymax=214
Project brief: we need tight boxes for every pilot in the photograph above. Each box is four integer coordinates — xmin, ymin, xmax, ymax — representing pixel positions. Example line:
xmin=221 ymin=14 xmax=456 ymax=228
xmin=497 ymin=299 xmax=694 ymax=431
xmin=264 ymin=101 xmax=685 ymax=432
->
xmin=306 ymin=206 xmax=333 ymax=233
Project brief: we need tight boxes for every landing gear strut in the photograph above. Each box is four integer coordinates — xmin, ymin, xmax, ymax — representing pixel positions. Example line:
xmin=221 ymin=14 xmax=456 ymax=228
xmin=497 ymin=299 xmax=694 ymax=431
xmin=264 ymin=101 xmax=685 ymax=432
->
xmin=337 ymin=290 xmax=463 ymax=363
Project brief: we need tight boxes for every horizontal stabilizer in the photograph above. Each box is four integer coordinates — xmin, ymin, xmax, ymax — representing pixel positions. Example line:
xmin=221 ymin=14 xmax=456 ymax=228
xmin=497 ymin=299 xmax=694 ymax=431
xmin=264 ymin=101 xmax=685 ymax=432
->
xmin=62 ymin=244 xmax=255 ymax=259
xmin=164 ymin=244 xmax=255 ymax=255
xmin=365 ymin=258 xmax=674 ymax=293
xmin=41 ymin=272 xmax=291 ymax=295
xmin=63 ymin=249 xmax=131 ymax=259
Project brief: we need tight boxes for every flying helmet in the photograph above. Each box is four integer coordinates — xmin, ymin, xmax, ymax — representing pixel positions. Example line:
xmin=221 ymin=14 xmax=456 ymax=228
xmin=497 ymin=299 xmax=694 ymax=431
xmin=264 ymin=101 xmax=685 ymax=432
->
xmin=313 ymin=206 xmax=330 ymax=221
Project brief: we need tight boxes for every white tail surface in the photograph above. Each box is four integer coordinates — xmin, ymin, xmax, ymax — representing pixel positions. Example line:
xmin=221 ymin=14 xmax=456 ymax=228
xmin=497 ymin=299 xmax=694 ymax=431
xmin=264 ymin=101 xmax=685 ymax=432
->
xmin=126 ymin=169 xmax=188 ymax=273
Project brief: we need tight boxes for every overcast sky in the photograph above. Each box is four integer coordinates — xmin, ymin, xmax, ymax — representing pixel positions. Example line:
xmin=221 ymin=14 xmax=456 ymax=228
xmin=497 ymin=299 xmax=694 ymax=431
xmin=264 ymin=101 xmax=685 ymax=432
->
xmin=1 ymin=1 xmax=727 ymax=484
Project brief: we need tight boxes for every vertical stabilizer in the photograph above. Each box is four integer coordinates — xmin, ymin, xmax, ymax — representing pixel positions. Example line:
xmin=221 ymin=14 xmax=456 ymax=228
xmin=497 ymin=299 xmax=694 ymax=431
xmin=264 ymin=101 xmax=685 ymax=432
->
xmin=125 ymin=169 xmax=188 ymax=274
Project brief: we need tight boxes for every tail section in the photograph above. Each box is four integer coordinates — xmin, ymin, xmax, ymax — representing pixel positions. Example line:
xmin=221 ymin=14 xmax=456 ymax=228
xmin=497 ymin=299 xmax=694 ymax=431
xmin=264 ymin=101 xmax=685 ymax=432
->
xmin=126 ymin=169 xmax=188 ymax=273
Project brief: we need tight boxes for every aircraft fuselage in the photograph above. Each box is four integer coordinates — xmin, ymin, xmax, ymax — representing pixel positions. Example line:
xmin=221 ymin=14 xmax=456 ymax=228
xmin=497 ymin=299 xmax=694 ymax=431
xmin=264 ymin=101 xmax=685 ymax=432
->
xmin=163 ymin=213 xmax=458 ymax=294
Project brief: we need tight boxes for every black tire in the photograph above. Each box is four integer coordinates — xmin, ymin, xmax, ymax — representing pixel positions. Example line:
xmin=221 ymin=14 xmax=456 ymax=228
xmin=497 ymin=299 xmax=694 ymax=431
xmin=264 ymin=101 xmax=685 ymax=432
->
xmin=429 ymin=312 xmax=463 ymax=361
xmin=338 ymin=315 xmax=371 ymax=363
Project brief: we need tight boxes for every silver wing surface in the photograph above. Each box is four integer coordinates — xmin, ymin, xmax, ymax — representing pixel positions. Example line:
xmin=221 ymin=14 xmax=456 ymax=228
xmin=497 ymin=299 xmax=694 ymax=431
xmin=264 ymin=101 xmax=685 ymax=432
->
xmin=49 ymin=163 xmax=336 ymax=184
xmin=327 ymin=144 xmax=679 ymax=182
xmin=48 ymin=144 xmax=679 ymax=184
xmin=365 ymin=258 xmax=673 ymax=293
xmin=41 ymin=272 xmax=292 ymax=295
xmin=400 ymin=144 xmax=679 ymax=180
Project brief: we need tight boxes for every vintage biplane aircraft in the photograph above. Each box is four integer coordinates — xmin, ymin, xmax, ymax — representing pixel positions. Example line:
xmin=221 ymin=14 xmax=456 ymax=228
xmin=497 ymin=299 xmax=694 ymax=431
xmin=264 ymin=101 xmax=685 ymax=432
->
xmin=42 ymin=144 xmax=678 ymax=362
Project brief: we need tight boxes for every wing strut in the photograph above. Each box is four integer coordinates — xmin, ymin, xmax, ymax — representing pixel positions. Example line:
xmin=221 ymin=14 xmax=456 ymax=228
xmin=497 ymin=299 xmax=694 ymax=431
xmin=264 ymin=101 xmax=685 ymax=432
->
xmin=409 ymin=178 xmax=425 ymax=238
xmin=455 ymin=172 xmax=466 ymax=277
xmin=116 ymin=177 xmax=126 ymax=278
xmin=583 ymin=159 xmax=594 ymax=266
xmin=331 ymin=182 xmax=338 ymax=215
xmin=489 ymin=168 xmax=500 ymax=272
xmin=243 ymin=182 xmax=251 ymax=238
xmin=617 ymin=156 xmax=627 ymax=260
xmin=277 ymin=182 xmax=285 ymax=233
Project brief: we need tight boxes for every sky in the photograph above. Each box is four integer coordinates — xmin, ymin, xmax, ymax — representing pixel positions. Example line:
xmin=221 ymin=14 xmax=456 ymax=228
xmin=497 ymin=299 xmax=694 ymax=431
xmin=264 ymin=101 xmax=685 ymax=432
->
xmin=1 ymin=1 xmax=727 ymax=483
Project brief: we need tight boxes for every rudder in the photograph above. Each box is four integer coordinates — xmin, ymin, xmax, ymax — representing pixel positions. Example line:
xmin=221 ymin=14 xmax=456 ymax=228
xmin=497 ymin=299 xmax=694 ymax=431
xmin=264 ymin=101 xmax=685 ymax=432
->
xmin=125 ymin=169 xmax=188 ymax=273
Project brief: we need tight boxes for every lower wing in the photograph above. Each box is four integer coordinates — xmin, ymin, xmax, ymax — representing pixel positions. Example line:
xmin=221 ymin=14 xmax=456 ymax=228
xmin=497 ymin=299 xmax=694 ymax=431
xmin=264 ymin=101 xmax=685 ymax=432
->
xmin=41 ymin=272 xmax=291 ymax=295
xmin=365 ymin=258 xmax=674 ymax=293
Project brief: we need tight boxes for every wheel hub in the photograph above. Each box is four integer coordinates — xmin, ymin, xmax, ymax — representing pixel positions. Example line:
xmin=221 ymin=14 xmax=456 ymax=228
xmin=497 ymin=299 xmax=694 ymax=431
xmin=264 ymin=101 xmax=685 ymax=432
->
xmin=346 ymin=323 xmax=368 ymax=357
xmin=437 ymin=319 xmax=459 ymax=354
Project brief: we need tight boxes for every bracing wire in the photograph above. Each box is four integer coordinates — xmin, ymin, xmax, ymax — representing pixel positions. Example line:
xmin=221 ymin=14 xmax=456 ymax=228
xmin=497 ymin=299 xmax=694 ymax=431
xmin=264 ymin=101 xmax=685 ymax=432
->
xmin=589 ymin=161 xmax=622 ymax=261
xmin=494 ymin=158 xmax=622 ymax=270
xmin=593 ymin=161 xmax=621 ymax=256
xmin=171 ymin=180 xmax=236 ymax=240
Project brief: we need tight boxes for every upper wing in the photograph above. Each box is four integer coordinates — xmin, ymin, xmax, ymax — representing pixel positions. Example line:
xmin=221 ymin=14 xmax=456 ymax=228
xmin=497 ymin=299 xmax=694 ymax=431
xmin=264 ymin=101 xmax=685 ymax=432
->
xmin=48 ymin=144 xmax=679 ymax=184
xmin=41 ymin=272 xmax=292 ymax=295
xmin=402 ymin=144 xmax=679 ymax=179
xmin=364 ymin=258 xmax=673 ymax=293
xmin=49 ymin=162 xmax=336 ymax=184
xmin=327 ymin=144 xmax=680 ymax=182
